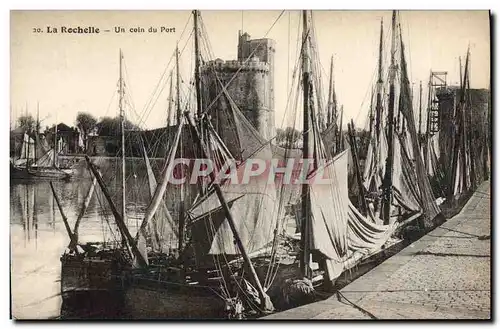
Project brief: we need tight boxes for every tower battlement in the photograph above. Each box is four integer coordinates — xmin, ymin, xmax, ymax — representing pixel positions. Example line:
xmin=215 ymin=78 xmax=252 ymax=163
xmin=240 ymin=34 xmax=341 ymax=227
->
xmin=201 ymin=58 xmax=270 ymax=73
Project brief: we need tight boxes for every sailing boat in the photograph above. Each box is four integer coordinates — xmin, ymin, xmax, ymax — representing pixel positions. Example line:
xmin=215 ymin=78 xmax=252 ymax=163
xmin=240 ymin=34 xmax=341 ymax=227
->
xmin=56 ymin=50 xmax=141 ymax=318
xmin=120 ymin=11 xmax=278 ymax=319
xmin=268 ymin=10 xmax=400 ymax=301
xmin=11 ymin=105 xmax=75 ymax=181
xmin=359 ymin=11 xmax=441 ymax=232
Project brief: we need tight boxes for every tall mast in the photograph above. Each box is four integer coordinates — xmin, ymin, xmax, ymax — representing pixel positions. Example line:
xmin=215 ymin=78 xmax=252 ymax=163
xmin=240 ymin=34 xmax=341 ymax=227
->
xmin=119 ymin=49 xmax=127 ymax=230
xmin=466 ymin=50 xmax=475 ymax=189
xmin=35 ymin=102 xmax=39 ymax=163
xmin=327 ymin=56 xmax=334 ymax=127
xmin=24 ymin=103 xmax=28 ymax=162
xmin=459 ymin=56 xmax=463 ymax=90
xmin=368 ymin=88 xmax=375 ymax=142
xmin=381 ymin=11 xmax=397 ymax=225
xmin=348 ymin=119 xmax=369 ymax=217
xmin=338 ymin=105 xmax=344 ymax=150
xmin=193 ymin=10 xmax=203 ymax=119
xmin=461 ymin=50 xmax=470 ymax=190
xmin=424 ymin=72 xmax=432 ymax=172
xmin=193 ymin=10 xmax=206 ymax=197
xmin=375 ymin=18 xmax=384 ymax=140
xmin=166 ymin=71 xmax=174 ymax=127
xmin=175 ymin=45 xmax=181 ymax=125
xmin=418 ymin=81 xmax=423 ymax=138
xmin=53 ymin=116 xmax=58 ymax=167
xmin=175 ymin=44 xmax=185 ymax=250
xmin=300 ymin=10 xmax=311 ymax=279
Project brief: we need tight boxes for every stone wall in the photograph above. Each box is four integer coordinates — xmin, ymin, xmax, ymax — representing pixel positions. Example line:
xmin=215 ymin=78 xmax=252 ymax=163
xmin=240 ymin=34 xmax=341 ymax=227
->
xmin=200 ymin=32 xmax=276 ymax=147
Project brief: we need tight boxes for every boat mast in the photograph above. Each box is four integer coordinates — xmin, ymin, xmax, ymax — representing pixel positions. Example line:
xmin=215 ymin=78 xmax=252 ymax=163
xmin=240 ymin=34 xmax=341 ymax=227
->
xmin=424 ymin=72 xmax=432 ymax=172
xmin=466 ymin=50 xmax=475 ymax=189
xmin=166 ymin=71 xmax=174 ymax=127
xmin=375 ymin=19 xmax=384 ymax=141
xmin=175 ymin=44 xmax=186 ymax=251
xmin=193 ymin=9 xmax=207 ymax=197
xmin=418 ymin=81 xmax=423 ymax=138
xmin=461 ymin=50 xmax=470 ymax=191
xmin=119 ymin=49 xmax=128 ymax=232
xmin=338 ymin=105 xmax=344 ymax=150
xmin=327 ymin=56 xmax=334 ymax=128
xmin=348 ymin=119 xmax=369 ymax=217
xmin=381 ymin=11 xmax=397 ymax=225
xmin=193 ymin=10 xmax=203 ymax=120
xmin=176 ymin=45 xmax=182 ymax=125
xmin=300 ymin=10 xmax=312 ymax=279
xmin=35 ymin=102 xmax=39 ymax=164
xmin=53 ymin=117 xmax=58 ymax=168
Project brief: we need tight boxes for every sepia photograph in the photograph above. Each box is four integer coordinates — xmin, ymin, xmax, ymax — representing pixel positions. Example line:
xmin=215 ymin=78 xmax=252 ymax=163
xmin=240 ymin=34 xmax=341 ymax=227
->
xmin=9 ymin=9 xmax=491 ymax=320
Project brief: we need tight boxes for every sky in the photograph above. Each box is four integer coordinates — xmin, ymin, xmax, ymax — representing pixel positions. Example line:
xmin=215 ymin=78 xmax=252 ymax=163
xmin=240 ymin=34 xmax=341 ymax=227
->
xmin=10 ymin=10 xmax=490 ymax=131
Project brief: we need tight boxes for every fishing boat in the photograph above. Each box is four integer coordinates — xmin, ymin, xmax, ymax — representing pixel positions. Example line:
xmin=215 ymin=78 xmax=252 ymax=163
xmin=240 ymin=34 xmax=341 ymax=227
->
xmin=53 ymin=50 xmax=139 ymax=318
xmin=11 ymin=107 xmax=76 ymax=181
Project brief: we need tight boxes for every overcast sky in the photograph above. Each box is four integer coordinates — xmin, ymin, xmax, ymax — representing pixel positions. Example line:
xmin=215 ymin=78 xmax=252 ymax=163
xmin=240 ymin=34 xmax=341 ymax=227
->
xmin=10 ymin=10 xmax=490 ymax=131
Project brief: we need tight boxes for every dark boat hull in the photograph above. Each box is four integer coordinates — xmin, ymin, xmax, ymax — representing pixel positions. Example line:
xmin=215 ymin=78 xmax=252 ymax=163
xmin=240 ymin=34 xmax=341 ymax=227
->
xmin=122 ymin=277 xmax=227 ymax=319
xmin=60 ymin=250 xmax=128 ymax=319
xmin=10 ymin=163 xmax=74 ymax=181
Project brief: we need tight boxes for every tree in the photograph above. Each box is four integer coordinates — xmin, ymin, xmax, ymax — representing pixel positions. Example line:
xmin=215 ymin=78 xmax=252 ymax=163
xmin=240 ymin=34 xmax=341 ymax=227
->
xmin=276 ymin=127 xmax=301 ymax=148
xmin=17 ymin=114 xmax=35 ymax=132
xmin=76 ymin=112 xmax=97 ymax=151
xmin=96 ymin=116 xmax=141 ymax=136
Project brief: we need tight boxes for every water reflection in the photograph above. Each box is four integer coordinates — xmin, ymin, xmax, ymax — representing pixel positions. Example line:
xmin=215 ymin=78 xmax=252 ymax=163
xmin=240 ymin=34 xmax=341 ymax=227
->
xmin=9 ymin=170 xmax=152 ymax=319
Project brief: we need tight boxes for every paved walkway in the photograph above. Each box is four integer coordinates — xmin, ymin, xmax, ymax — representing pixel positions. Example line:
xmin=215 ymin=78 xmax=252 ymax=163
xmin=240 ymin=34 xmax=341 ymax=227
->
xmin=263 ymin=181 xmax=491 ymax=320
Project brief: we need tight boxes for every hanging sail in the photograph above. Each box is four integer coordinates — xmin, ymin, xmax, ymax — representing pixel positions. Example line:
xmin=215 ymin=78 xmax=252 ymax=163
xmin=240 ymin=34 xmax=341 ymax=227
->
xmin=33 ymin=149 xmax=56 ymax=167
xmin=188 ymin=91 xmax=278 ymax=260
xmin=308 ymin=149 xmax=349 ymax=262
xmin=399 ymin=32 xmax=441 ymax=223
xmin=304 ymin=146 xmax=397 ymax=281
xmin=16 ymin=133 xmax=36 ymax=165
xmin=142 ymin=139 xmax=177 ymax=253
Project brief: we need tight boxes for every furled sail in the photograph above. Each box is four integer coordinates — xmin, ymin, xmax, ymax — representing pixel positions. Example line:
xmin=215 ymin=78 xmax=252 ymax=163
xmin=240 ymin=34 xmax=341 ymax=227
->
xmin=399 ymin=36 xmax=441 ymax=222
xmin=142 ymin=139 xmax=177 ymax=253
xmin=188 ymin=91 xmax=279 ymax=261
xmin=306 ymin=147 xmax=397 ymax=280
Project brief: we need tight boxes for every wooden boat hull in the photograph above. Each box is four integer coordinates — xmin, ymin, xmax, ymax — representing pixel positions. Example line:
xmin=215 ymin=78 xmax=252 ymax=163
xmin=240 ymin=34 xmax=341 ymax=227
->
xmin=60 ymin=251 xmax=128 ymax=318
xmin=122 ymin=277 xmax=227 ymax=319
xmin=10 ymin=163 xmax=74 ymax=181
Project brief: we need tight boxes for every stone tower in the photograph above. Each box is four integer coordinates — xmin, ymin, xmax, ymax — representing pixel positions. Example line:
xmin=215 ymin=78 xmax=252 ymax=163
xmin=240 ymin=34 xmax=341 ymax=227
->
xmin=200 ymin=31 xmax=276 ymax=156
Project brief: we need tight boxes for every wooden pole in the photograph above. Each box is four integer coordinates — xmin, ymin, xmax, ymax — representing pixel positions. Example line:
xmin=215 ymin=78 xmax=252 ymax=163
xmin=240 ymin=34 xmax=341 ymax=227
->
xmin=418 ymin=81 xmax=423 ymax=141
xmin=375 ymin=19 xmax=384 ymax=141
xmin=70 ymin=176 xmax=97 ymax=249
xmin=166 ymin=71 xmax=174 ymax=127
xmin=193 ymin=10 xmax=203 ymax=120
xmin=348 ymin=120 xmax=369 ymax=218
xmin=119 ymin=49 xmax=128 ymax=239
xmin=327 ymin=55 xmax=334 ymax=128
xmin=176 ymin=46 xmax=181 ymax=125
xmin=135 ymin=120 xmax=183 ymax=250
xmin=300 ymin=10 xmax=311 ymax=279
xmin=49 ymin=182 xmax=74 ymax=243
xmin=381 ymin=11 xmax=397 ymax=225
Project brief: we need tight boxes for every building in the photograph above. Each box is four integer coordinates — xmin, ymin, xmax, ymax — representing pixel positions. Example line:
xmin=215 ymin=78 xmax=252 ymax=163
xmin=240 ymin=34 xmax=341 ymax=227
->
xmin=436 ymin=86 xmax=490 ymax=182
xmin=201 ymin=31 xmax=276 ymax=157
